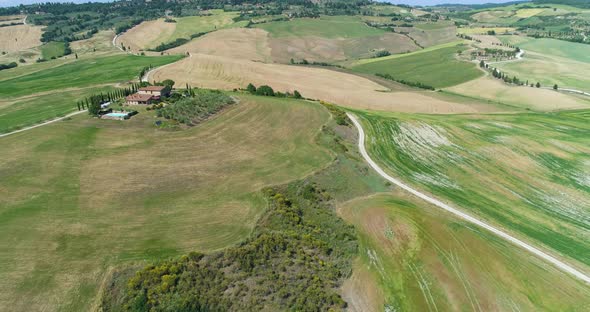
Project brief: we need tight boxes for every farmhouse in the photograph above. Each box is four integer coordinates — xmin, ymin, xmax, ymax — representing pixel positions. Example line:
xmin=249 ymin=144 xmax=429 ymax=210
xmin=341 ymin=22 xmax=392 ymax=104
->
xmin=138 ymin=85 xmax=170 ymax=98
xmin=126 ymin=93 xmax=154 ymax=105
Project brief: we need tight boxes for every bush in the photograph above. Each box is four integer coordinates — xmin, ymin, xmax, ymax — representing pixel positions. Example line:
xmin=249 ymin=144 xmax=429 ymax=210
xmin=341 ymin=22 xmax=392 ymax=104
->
xmin=256 ymin=85 xmax=275 ymax=96
xmin=0 ymin=62 xmax=17 ymax=71
xmin=376 ymin=73 xmax=435 ymax=90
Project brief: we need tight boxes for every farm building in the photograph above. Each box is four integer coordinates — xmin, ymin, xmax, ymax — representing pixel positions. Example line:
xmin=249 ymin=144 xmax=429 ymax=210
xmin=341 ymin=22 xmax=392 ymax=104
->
xmin=126 ymin=93 xmax=154 ymax=105
xmin=138 ymin=85 xmax=170 ymax=98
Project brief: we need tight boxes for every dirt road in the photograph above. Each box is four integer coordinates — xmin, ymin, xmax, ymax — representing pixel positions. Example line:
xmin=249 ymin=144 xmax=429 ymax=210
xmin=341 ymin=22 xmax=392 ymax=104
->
xmin=347 ymin=112 xmax=590 ymax=285
xmin=0 ymin=110 xmax=86 ymax=138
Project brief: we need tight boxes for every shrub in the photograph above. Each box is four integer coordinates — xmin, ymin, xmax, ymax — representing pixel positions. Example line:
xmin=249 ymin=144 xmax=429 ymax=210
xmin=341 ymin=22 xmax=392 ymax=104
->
xmin=256 ymin=85 xmax=275 ymax=96
xmin=0 ymin=62 xmax=17 ymax=71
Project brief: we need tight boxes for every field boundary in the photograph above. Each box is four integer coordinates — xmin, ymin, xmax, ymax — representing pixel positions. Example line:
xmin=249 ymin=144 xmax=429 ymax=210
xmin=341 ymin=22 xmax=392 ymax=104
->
xmin=347 ymin=112 xmax=590 ymax=285
xmin=353 ymin=40 xmax=464 ymax=66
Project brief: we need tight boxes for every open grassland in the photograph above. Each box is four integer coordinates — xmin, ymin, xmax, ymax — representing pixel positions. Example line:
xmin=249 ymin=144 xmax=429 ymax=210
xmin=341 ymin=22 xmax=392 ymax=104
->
xmin=447 ymin=76 xmax=590 ymax=111
xmin=0 ymin=85 xmax=115 ymax=134
xmin=355 ymin=110 xmax=590 ymax=269
xmin=40 ymin=41 xmax=66 ymax=59
xmin=352 ymin=45 xmax=483 ymax=88
xmin=499 ymin=36 xmax=590 ymax=63
xmin=152 ymin=53 xmax=503 ymax=114
xmin=0 ymin=54 xmax=181 ymax=98
xmin=0 ymin=23 xmax=42 ymax=53
xmin=495 ymin=50 xmax=590 ymax=92
xmin=255 ymin=16 xmax=385 ymax=39
xmin=0 ymin=95 xmax=333 ymax=311
xmin=117 ymin=10 xmax=243 ymax=51
xmin=405 ymin=25 xmax=458 ymax=48
xmin=339 ymin=193 xmax=590 ymax=311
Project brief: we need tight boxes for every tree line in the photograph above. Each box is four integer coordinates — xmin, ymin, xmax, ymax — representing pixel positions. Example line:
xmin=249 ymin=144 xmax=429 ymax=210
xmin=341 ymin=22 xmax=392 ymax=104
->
xmin=246 ymin=83 xmax=303 ymax=99
xmin=376 ymin=73 xmax=435 ymax=90
xmin=76 ymin=83 xmax=142 ymax=115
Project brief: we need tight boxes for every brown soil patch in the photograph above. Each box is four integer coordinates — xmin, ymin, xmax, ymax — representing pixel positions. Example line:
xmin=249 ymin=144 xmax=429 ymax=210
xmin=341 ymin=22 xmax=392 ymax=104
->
xmin=153 ymin=53 xmax=502 ymax=114
xmin=0 ymin=24 xmax=42 ymax=53
xmin=168 ymin=28 xmax=272 ymax=62
xmin=117 ymin=18 xmax=175 ymax=51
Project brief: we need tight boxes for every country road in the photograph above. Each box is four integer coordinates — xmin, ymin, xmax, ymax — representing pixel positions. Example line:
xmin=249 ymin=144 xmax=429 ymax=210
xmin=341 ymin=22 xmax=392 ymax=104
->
xmin=347 ymin=112 xmax=590 ymax=285
xmin=0 ymin=110 xmax=87 ymax=139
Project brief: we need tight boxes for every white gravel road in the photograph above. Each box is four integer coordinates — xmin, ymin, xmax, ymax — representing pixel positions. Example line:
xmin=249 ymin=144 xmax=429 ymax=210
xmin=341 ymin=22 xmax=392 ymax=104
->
xmin=347 ymin=112 xmax=590 ymax=285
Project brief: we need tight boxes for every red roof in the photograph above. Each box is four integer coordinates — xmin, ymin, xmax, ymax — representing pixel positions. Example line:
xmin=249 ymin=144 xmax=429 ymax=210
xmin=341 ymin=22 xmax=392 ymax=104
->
xmin=138 ymin=86 xmax=166 ymax=92
xmin=126 ymin=93 xmax=153 ymax=101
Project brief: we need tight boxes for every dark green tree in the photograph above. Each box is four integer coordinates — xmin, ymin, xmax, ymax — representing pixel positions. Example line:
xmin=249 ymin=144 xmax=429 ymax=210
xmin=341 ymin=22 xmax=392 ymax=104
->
xmin=246 ymin=83 xmax=257 ymax=94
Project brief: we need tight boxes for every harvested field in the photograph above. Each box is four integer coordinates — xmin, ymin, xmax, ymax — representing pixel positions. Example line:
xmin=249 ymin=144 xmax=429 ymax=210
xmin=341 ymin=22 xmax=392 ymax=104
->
xmin=0 ymin=95 xmax=333 ymax=311
xmin=395 ymin=26 xmax=457 ymax=48
xmin=70 ymin=30 xmax=119 ymax=55
xmin=152 ymin=53 xmax=503 ymax=114
xmin=0 ymin=24 xmax=42 ymax=53
xmin=167 ymin=28 xmax=272 ymax=62
xmin=117 ymin=10 xmax=242 ymax=52
xmin=116 ymin=19 xmax=175 ymax=51
xmin=269 ymin=32 xmax=419 ymax=63
xmin=448 ymin=75 xmax=590 ymax=111
xmin=457 ymin=27 xmax=516 ymax=35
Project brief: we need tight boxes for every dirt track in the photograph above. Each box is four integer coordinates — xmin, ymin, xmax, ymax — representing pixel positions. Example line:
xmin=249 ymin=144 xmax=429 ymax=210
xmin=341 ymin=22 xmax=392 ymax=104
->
xmin=347 ymin=112 xmax=590 ymax=285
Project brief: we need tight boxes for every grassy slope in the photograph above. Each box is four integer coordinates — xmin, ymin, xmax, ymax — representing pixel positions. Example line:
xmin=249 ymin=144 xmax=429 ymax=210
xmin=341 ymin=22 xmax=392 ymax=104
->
xmin=355 ymin=110 xmax=590 ymax=268
xmin=494 ymin=36 xmax=590 ymax=91
xmin=0 ymin=94 xmax=333 ymax=311
xmin=40 ymin=41 xmax=66 ymax=59
xmin=340 ymin=193 xmax=590 ymax=311
xmin=0 ymin=54 xmax=182 ymax=98
xmin=352 ymin=45 xmax=483 ymax=88
xmin=255 ymin=16 xmax=386 ymax=39
xmin=0 ymin=86 xmax=115 ymax=133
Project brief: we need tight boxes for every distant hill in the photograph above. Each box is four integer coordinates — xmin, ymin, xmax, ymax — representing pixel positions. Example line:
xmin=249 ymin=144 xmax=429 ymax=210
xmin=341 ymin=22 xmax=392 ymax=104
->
xmin=533 ymin=0 xmax=590 ymax=8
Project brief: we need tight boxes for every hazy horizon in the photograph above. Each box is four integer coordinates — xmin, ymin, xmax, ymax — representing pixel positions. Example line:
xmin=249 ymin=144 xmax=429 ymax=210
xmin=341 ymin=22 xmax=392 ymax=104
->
xmin=0 ymin=0 xmax=525 ymax=8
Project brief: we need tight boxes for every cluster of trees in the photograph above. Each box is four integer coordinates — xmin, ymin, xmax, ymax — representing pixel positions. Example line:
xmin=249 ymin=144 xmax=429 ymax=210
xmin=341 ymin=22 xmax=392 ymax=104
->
xmin=101 ymin=180 xmax=356 ymax=311
xmin=483 ymin=63 xmax=549 ymax=88
xmin=246 ymin=83 xmax=302 ymax=99
xmin=76 ymin=84 xmax=142 ymax=115
xmin=156 ymin=90 xmax=234 ymax=126
xmin=376 ymin=73 xmax=435 ymax=90
xmin=289 ymin=58 xmax=344 ymax=68
xmin=0 ymin=62 xmax=17 ymax=71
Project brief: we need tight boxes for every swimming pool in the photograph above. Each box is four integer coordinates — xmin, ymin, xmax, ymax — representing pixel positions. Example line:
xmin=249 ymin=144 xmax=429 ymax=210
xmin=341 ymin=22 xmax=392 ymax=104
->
xmin=105 ymin=113 xmax=128 ymax=117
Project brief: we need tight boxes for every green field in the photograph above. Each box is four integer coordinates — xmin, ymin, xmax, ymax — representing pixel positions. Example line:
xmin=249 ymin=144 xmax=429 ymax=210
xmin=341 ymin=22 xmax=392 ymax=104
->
xmin=494 ymin=36 xmax=590 ymax=91
xmin=0 ymin=94 xmax=333 ymax=311
xmin=355 ymin=110 xmax=590 ymax=267
xmin=352 ymin=45 xmax=483 ymax=88
xmin=0 ymin=54 xmax=182 ymax=132
xmin=40 ymin=41 xmax=66 ymax=59
xmin=340 ymin=193 xmax=590 ymax=311
xmin=255 ymin=15 xmax=386 ymax=38
xmin=0 ymin=54 xmax=182 ymax=98
xmin=0 ymin=86 xmax=115 ymax=133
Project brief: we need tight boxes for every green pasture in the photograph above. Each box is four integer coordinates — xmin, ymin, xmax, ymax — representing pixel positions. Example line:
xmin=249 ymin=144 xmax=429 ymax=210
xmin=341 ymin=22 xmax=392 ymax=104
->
xmin=352 ymin=45 xmax=483 ymax=88
xmin=40 ymin=41 xmax=66 ymax=59
xmin=355 ymin=109 xmax=590 ymax=267
xmin=0 ymin=54 xmax=182 ymax=98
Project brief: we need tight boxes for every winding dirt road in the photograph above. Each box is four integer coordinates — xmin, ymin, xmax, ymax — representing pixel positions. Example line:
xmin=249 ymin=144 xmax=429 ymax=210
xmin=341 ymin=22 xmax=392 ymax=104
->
xmin=347 ymin=112 xmax=590 ymax=285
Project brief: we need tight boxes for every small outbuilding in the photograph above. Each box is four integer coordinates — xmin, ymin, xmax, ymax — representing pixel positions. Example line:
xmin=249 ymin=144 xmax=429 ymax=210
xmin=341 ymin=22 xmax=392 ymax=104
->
xmin=126 ymin=93 xmax=154 ymax=105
